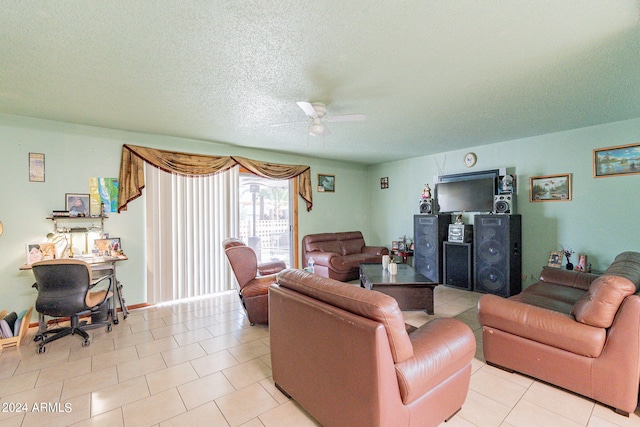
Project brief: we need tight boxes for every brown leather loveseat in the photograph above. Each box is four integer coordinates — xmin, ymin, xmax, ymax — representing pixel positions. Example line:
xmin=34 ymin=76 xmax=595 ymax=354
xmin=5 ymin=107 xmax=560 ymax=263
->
xmin=270 ymin=269 xmax=476 ymax=427
xmin=301 ymin=231 xmax=389 ymax=281
xmin=478 ymin=251 xmax=640 ymax=415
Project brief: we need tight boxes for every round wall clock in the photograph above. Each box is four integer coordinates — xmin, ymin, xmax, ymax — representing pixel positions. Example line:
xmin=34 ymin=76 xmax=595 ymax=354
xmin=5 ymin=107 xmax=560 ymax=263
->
xmin=463 ymin=152 xmax=477 ymax=168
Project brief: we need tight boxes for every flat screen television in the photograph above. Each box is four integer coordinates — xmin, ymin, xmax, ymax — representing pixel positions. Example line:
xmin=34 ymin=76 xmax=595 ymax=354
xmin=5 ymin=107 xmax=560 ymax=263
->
xmin=436 ymin=177 xmax=495 ymax=213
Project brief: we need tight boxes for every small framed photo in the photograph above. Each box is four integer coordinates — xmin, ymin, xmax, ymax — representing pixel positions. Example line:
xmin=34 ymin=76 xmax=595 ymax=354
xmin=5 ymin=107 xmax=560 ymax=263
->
xmin=391 ymin=241 xmax=399 ymax=251
xmin=66 ymin=193 xmax=90 ymax=217
xmin=26 ymin=242 xmax=55 ymax=264
xmin=593 ymin=142 xmax=640 ymax=178
xmin=29 ymin=153 xmax=45 ymax=182
xmin=94 ymin=237 xmax=122 ymax=256
xmin=548 ymin=251 xmax=563 ymax=268
xmin=575 ymin=254 xmax=588 ymax=271
xmin=380 ymin=177 xmax=389 ymax=189
xmin=317 ymin=174 xmax=335 ymax=192
xmin=529 ymin=174 xmax=572 ymax=202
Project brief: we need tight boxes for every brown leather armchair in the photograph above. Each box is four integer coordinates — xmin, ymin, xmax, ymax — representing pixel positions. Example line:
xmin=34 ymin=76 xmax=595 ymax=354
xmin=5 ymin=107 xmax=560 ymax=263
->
xmin=270 ymin=269 xmax=476 ymax=426
xmin=222 ymin=238 xmax=286 ymax=325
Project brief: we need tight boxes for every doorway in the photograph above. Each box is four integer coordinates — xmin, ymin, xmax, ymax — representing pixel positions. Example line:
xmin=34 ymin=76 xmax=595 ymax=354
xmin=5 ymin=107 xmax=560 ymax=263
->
xmin=239 ymin=173 xmax=293 ymax=268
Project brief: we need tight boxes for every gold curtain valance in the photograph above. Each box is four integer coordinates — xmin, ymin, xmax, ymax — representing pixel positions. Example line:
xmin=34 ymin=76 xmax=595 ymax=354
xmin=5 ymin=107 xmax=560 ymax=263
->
xmin=118 ymin=144 xmax=313 ymax=212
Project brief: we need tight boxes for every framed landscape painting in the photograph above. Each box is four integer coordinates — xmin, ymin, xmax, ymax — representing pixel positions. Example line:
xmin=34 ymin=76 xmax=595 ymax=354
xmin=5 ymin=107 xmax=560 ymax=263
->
xmin=529 ymin=174 xmax=572 ymax=202
xmin=593 ymin=142 xmax=640 ymax=178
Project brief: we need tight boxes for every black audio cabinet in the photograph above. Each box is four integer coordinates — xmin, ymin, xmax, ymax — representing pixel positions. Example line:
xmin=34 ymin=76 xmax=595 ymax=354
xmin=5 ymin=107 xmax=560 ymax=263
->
xmin=473 ymin=214 xmax=522 ymax=297
xmin=443 ymin=242 xmax=473 ymax=290
xmin=413 ymin=214 xmax=451 ymax=283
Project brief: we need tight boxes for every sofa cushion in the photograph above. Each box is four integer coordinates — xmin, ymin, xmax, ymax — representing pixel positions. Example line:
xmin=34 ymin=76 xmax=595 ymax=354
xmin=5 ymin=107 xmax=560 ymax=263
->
xmin=304 ymin=233 xmax=342 ymax=254
xmin=571 ymin=275 xmax=636 ymax=328
xmin=510 ymin=282 xmax=585 ymax=315
xmin=336 ymin=231 xmax=365 ymax=255
xmin=539 ymin=267 xmax=600 ymax=292
xmin=479 ymin=294 xmax=606 ymax=357
xmin=329 ymin=253 xmax=381 ymax=273
xmin=276 ymin=269 xmax=414 ymax=363
xmin=603 ymin=251 xmax=640 ymax=288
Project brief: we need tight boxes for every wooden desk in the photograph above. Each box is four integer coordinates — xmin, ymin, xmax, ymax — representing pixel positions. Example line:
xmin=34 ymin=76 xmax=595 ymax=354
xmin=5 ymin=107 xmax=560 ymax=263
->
xmin=21 ymin=256 xmax=130 ymax=324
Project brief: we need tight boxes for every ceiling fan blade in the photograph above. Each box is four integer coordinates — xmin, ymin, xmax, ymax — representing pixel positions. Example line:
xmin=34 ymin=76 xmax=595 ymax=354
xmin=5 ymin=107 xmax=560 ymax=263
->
xmin=296 ymin=101 xmax=317 ymax=118
xmin=270 ymin=121 xmax=307 ymax=127
xmin=325 ymin=113 xmax=366 ymax=122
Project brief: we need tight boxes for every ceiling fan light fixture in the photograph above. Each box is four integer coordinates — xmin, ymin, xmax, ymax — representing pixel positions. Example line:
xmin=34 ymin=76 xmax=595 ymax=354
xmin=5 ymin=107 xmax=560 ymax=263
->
xmin=308 ymin=121 xmax=325 ymax=137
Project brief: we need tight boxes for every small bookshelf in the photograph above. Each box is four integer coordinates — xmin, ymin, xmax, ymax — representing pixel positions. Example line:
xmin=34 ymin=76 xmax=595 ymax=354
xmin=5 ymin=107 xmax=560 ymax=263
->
xmin=0 ymin=307 xmax=33 ymax=349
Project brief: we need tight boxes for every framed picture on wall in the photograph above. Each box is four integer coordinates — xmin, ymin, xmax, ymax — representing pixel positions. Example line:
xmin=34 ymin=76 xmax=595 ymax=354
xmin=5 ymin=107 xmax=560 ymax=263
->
xmin=529 ymin=174 xmax=572 ymax=202
xmin=317 ymin=174 xmax=335 ymax=192
xmin=28 ymin=152 xmax=45 ymax=182
xmin=593 ymin=142 xmax=640 ymax=178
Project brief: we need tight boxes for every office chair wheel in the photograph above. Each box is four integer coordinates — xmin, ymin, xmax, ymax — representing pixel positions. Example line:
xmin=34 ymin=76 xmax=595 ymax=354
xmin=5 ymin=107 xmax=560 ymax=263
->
xmin=107 ymin=324 xmax=112 ymax=332
xmin=82 ymin=339 xmax=90 ymax=347
xmin=37 ymin=345 xmax=46 ymax=354
xmin=33 ymin=334 xmax=43 ymax=342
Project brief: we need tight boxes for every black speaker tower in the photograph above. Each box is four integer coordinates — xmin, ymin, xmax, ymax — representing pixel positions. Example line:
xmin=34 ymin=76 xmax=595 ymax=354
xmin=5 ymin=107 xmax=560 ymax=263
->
xmin=473 ymin=214 xmax=522 ymax=297
xmin=414 ymin=214 xmax=451 ymax=283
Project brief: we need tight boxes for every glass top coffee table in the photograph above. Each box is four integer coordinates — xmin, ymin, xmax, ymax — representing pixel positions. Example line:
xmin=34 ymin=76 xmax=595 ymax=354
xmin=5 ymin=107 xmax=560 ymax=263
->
xmin=359 ymin=263 xmax=438 ymax=314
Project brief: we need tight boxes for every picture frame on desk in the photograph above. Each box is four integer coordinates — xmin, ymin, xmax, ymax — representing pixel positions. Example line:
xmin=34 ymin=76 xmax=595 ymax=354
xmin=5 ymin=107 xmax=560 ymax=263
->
xmin=94 ymin=238 xmax=121 ymax=256
xmin=25 ymin=242 xmax=55 ymax=265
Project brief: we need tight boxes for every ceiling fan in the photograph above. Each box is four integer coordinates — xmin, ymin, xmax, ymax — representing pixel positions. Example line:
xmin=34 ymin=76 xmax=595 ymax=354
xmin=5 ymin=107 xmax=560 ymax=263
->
xmin=273 ymin=102 xmax=366 ymax=137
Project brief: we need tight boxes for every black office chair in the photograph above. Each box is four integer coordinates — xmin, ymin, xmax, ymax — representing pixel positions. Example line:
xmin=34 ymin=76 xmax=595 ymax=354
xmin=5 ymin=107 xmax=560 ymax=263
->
xmin=32 ymin=259 xmax=113 ymax=353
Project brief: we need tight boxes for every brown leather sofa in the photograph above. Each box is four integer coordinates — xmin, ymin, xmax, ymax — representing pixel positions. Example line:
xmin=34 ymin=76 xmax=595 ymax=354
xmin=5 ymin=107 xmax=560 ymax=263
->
xmin=222 ymin=238 xmax=286 ymax=325
xmin=270 ymin=269 xmax=476 ymax=427
xmin=301 ymin=231 xmax=389 ymax=281
xmin=478 ymin=251 xmax=640 ymax=415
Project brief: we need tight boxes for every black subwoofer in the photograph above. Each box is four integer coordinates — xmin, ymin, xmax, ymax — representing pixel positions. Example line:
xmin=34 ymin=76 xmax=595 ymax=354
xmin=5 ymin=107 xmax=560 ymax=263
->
xmin=473 ymin=214 xmax=522 ymax=297
xmin=413 ymin=214 xmax=451 ymax=283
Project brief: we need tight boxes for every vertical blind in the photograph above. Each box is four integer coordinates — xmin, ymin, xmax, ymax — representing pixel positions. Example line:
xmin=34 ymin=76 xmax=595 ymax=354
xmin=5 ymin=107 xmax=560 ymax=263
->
xmin=145 ymin=164 xmax=239 ymax=303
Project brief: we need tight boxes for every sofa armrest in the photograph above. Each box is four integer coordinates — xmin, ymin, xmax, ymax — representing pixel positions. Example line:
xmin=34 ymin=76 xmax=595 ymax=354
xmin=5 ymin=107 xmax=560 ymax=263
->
xmin=306 ymin=251 xmax=339 ymax=266
xmin=592 ymin=295 xmax=640 ymax=413
xmin=478 ymin=294 xmax=606 ymax=357
xmin=362 ymin=245 xmax=389 ymax=256
xmin=394 ymin=318 xmax=475 ymax=405
xmin=258 ymin=260 xmax=286 ymax=276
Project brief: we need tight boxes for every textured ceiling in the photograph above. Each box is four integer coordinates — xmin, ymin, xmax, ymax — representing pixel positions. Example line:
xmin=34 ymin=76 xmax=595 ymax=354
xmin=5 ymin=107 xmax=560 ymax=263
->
xmin=2 ymin=1 xmax=640 ymax=165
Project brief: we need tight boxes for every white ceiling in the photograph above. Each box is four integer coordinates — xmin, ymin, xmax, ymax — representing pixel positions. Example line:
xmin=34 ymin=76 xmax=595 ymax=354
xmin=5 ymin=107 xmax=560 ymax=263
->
xmin=2 ymin=1 xmax=640 ymax=165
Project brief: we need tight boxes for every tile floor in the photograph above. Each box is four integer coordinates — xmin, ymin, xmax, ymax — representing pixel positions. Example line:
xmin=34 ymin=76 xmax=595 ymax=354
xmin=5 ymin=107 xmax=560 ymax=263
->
xmin=1 ymin=285 xmax=639 ymax=427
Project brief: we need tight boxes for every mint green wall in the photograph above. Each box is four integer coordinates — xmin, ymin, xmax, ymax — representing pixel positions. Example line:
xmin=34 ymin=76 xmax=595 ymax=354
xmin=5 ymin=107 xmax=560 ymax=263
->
xmin=0 ymin=114 xmax=370 ymax=318
xmin=369 ymin=118 xmax=640 ymax=287
xmin=2 ymin=112 xmax=639 ymax=320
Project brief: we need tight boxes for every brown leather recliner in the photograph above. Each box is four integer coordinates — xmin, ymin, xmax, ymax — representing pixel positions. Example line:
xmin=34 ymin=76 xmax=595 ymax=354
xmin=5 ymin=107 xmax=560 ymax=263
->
xmin=270 ymin=269 xmax=476 ymax=427
xmin=222 ymin=238 xmax=286 ymax=325
xmin=478 ymin=251 xmax=640 ymax=416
